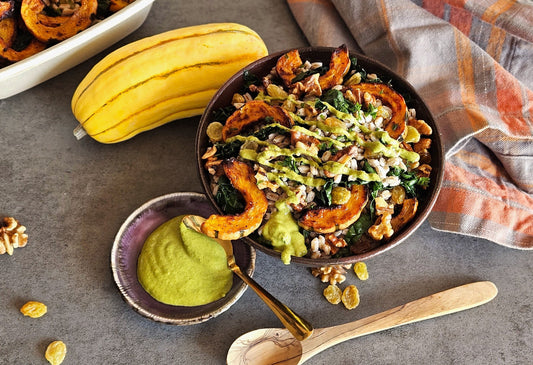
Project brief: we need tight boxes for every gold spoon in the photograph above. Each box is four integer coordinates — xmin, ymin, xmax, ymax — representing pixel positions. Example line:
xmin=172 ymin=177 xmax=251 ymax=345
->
xmin=182 ymin=215 xmax=314 ymax=341
xmin=226 ymin=281 xmax=498 ymax=365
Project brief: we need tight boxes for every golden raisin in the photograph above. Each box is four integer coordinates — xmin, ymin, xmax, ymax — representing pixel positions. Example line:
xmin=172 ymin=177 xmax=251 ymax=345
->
xmin=344 ymin=72 xmax=362 ymax=86
xmin=341 ymin=284 xmax=360 ymax=310
xmin=331 ymin=186 xmax=351 ymax=205
xmin=353 ymin=262 xmax=369 ymax=281
xmin=323 ymin=117 xmax=346 ymax=130
xmin=231 ymin=93 xmax=246 ymax=104
xmin=206 ymin=121 xmax=223 ymax=142
xmin=391 ymin=185 xmax=406 ymax=205
xmin=323 ymin=284 xmax=342 ymax=305
xmin=266 ymin=83 xmax=289 ymax=99
xmin=45 ymin=341 xmax=66 ymax=365
xmin=20 ymin=301 xmax=47 ymax=318
xmin=404 ymin=125 xmax=421 ymax=143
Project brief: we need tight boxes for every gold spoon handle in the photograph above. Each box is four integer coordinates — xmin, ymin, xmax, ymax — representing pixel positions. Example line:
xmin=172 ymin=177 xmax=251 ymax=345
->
xmin=181 ymin=215 xmax=313 ymax=341
xmin=230 ymin=261 xmax=313 ymax=341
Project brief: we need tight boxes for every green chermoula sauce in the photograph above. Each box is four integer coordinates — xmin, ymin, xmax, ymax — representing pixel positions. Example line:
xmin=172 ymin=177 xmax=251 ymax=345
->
xmin=137 ymin=215 xmax=232 ymax=306
xmin=239 ymin=139 xmax=382 ymax=185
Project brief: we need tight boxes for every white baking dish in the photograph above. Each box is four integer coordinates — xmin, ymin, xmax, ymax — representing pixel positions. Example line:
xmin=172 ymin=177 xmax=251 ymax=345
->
xmin=0 ymin=0 xmax=155 ymax=99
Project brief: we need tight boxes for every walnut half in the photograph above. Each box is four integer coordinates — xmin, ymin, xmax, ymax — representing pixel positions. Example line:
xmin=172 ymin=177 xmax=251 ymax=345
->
xmin=0 ymin=217 xmax=28 ymax=255
xmin=311 ymin=264 xmax=352 ymax=285
xmin=368 ymin=212 xmax=394 ymax=241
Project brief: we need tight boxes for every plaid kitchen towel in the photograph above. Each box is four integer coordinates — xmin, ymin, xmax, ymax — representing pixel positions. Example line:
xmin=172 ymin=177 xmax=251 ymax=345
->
xmin=287 ymin=0 xmax=533 ymax=248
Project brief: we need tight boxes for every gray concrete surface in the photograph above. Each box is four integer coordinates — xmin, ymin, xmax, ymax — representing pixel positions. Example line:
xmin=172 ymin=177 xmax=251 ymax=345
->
xmin=1 ymin=0 xmax=532 ymax=364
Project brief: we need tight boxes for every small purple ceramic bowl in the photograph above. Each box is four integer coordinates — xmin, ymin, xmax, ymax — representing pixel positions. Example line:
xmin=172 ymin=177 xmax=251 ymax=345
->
xmin=110 ymin=192 xmax=255 ymax=325
xmin=196 ymin=46 xmax=444 ymax=267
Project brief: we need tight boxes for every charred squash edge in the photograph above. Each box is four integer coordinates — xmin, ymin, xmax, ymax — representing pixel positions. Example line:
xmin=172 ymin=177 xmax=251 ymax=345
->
xmin=349 ymin=82 xmax=407 ymax=140
xmin=298 ymin=184 xmax=368 ymax=234
xmin=275 ymin=48 xmax=302 ymax=88
xmin=391 ymin=197 xmax=418 ymax=232
xmin=221 ymin=99 xmax=294 ymax=141
xmin=318 ymin=44 xmax=350 ymax=90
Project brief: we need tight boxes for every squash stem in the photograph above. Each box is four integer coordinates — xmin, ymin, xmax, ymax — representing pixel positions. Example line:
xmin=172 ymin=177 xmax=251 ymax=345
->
xmin=73 ymin=124 xmax=87 ymax=140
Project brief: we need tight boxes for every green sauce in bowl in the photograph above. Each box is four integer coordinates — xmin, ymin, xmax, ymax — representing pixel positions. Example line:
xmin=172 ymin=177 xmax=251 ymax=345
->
xmin=137 ymin=215 xmax=232 ymax=306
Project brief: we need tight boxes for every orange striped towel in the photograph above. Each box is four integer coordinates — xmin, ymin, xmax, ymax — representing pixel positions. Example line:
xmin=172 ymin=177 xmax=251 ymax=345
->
xmin=287 ymin=0 xmax=533 ymax=248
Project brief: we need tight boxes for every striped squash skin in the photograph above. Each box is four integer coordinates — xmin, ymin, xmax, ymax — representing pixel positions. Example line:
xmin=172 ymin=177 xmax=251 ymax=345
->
xmin=71 ymin=23 xmax=268 ymax=143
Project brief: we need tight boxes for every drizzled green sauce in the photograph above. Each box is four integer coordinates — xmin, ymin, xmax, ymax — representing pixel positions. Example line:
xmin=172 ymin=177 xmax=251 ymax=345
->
xmin=262 ymin=200 xmax=307 ymax=265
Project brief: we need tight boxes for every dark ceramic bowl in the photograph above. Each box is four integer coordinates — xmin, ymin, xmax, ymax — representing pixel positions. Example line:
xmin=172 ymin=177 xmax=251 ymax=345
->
xmin=111 ymin=192 xmax=255 ymax=324
xmin=195 ymin=46 xmax=444 ymax=267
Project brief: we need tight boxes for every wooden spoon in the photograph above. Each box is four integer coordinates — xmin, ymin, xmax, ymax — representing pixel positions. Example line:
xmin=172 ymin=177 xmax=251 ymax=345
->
xmin=227 ymin=281 xmax=498 ymax=365
xmin=182 ymin=215 xmax=313 ymax=341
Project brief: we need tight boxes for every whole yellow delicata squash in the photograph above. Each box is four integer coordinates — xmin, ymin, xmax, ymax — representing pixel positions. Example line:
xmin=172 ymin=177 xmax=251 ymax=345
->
xmin=71 ymin=23 xmax=268 ymax=143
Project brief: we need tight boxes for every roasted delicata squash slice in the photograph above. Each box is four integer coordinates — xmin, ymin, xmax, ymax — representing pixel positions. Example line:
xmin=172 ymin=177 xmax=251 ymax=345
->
xmin=349 ymin=82 xmax=407 ymax=139
xmin=275 ymin=48 xmax=302 ymax=88
xmin=0 ymin=37 xmax=46 ymax=61
xmin=202 ymin=159 xmax=268 ymax=240
xmin=0 ymin=0 xmax=15 ymax=20
xmin=21 ymin=0 xmax=98 ymax=43
xmin=0 ymin=16 xmax=16 ymax=46
xmin=391 ymin=197 xmax=418 ymax=232
xmin=222 ymin=100 xmax=294 ymax=141
xmin=0 ymin=15 xmax=46 ymax=62
xmin=318 ymin=44 xmax=350 ymax=90
xmin=276 ymin=44 xmax=350 ymax=91
xmin=298 ymin=184 xmax=368 ymax=234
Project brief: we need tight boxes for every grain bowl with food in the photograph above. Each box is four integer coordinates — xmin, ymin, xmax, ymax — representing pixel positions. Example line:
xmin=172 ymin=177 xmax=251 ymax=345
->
xmin=196 ymin=46 xmax=443 ymax=266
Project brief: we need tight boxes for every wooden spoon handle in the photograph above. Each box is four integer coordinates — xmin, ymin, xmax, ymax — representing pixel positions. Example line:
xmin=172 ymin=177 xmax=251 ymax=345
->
xmin=301 ymin=281 xmax=497 ymax=363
